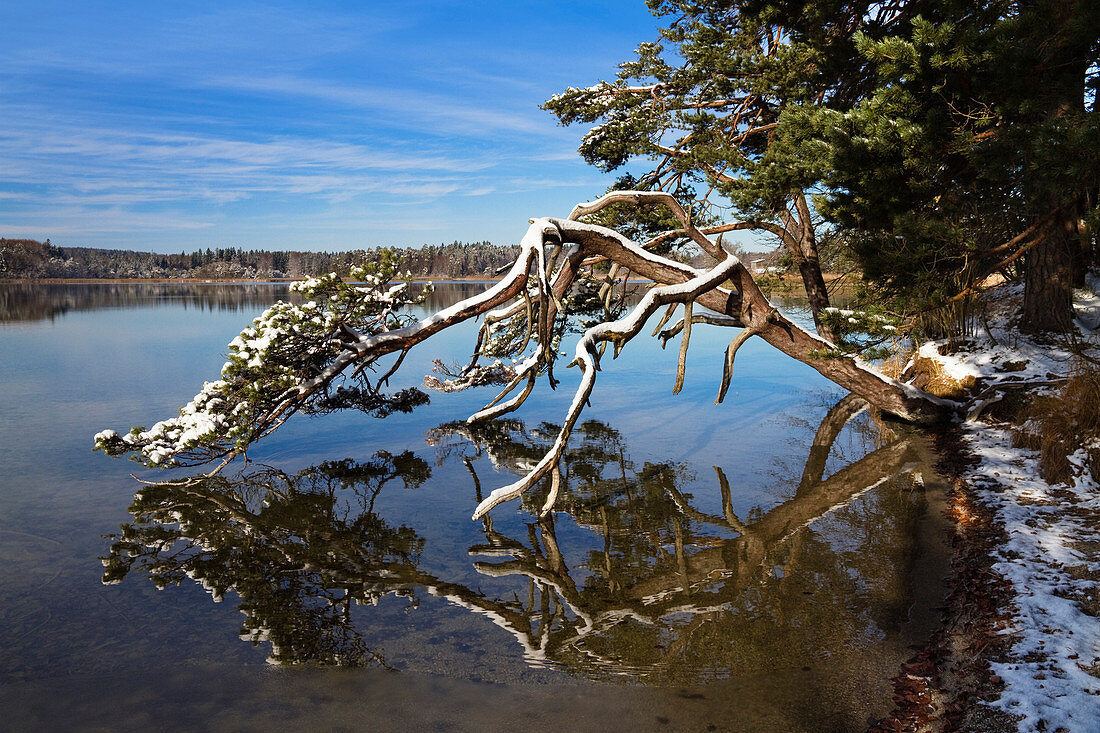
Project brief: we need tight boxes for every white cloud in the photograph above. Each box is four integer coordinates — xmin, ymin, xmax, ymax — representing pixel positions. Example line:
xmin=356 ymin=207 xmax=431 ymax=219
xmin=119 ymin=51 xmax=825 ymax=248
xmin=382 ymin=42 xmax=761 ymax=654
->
xmin=204 ymin=73 xmax=554 ymax=138
xmin=0 ymin=108 xmax=506 ymax=208
xmin=2 ymin=207 xmax=215 ymax=235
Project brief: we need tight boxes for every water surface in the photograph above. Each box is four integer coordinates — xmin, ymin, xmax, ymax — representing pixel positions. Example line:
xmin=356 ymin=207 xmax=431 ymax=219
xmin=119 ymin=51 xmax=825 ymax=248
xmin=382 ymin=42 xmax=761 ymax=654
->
xmin=0 ymin=282 xmax=949 ymax=731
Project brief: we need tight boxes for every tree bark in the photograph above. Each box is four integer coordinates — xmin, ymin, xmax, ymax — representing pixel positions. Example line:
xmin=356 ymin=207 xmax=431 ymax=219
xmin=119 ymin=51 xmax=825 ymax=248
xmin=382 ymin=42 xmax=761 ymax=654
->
xmin=1017 ymin=0 xmax=1093 ymax=332
xmin=797 ymin=254 xmax=835 ymax=338
xmin=777 ymin=194 xmax=838 ymax=343
xmin=1022 ymin=204 xmax=1078 ymax=332
xmin=790 ymin=194 xmax=837 ymax=343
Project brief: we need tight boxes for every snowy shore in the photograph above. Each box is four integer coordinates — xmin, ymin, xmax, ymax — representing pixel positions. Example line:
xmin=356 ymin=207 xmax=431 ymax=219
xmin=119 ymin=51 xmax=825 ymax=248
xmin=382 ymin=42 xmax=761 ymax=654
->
xmin=921 ymin=276 xmax=1100 ymax=731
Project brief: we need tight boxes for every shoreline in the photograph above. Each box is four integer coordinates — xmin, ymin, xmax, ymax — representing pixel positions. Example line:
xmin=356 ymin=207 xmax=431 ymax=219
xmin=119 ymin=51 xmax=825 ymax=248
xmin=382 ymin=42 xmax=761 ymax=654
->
xmin=2 ymin=272 xmax=854 ymax=287
xmin=873 ymin=278 xmax=1100 ymax=731
xmin=872 ymin=426 xmax=1016 ymax=731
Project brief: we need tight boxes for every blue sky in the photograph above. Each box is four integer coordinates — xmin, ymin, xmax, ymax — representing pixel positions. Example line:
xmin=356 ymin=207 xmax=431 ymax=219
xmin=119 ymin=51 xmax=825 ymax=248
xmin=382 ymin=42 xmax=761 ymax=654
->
xmin=0 ymin=1 xmax=667 ymax=253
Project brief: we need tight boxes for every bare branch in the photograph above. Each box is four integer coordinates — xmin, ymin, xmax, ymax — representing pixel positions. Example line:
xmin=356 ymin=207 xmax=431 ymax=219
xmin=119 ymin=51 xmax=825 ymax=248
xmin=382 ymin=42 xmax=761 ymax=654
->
xmin=673 ymin=299 xmax=693 ymax=395
xmin=472 ymin=248 xmax=743 ymax=519
xmin=716 ymin=326 xmax=759 ymax=405
xmin=569 ymin=190 xmax=726 ymax=260
xmin=539 ymin=465 xmax=563 ymax=517
xmin=651 ymin=303 xmax=680 ymax=338
xmin=657 ymin=312 xmax=740 ymax=348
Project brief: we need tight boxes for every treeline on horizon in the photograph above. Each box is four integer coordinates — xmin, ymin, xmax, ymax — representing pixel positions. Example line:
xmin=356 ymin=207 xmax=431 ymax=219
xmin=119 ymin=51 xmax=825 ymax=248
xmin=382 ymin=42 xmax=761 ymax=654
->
xmin=0 ymin=238 xmax=522 ymax=280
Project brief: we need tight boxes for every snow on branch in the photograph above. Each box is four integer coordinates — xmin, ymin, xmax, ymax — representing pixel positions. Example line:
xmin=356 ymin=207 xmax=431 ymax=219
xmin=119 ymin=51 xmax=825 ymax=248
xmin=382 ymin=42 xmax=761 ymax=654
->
xmin=94 ymin=255 xmax=434 ymax=467
xmin=471 ymin=245 xmax=744 ymax=520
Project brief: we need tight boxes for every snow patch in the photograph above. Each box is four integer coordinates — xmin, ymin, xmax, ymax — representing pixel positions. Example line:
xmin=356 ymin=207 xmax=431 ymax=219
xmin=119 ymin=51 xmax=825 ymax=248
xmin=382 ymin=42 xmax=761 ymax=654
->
xmin=932 ymin=275 xmax=1100 ymax=729
xmin=962 ymin=424 xmax=1100 ymax=729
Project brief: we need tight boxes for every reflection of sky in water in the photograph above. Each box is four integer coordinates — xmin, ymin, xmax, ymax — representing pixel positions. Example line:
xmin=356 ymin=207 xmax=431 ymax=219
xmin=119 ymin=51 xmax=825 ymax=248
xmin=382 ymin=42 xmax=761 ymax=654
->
xmin=0 ymin=282 xmax=948 ymax=730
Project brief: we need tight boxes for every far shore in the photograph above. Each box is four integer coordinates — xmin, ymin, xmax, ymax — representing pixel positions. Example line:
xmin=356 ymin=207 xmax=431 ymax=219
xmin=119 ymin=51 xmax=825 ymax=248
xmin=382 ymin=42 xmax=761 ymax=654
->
xmin=3 ymin=276 xmax=504 ymax=285
xmin=3 ymin=271 xmax=854 ymax=286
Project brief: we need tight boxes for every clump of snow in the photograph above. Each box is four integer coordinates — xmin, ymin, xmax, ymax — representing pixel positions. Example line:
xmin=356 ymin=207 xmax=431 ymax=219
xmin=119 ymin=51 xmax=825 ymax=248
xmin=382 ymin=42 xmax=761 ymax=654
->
xmin=917 ymin=340 xmax=983 ymax=382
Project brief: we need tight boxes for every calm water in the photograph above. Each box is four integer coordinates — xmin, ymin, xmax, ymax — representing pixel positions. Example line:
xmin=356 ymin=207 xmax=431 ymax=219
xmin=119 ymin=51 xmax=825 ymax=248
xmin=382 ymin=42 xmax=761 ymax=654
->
xmin=0 ymin=282 xmax=950 ymax=731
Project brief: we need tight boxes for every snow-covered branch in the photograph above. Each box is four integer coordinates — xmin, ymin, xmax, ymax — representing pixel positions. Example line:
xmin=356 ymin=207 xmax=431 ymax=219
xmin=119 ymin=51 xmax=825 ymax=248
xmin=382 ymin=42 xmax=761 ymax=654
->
xmin=97 ymin=194 xmax=956 ymax=518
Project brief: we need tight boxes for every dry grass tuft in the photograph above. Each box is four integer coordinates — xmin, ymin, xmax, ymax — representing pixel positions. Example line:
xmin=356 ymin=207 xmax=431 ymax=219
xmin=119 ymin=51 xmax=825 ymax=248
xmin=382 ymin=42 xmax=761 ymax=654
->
xmin=879 ymin=346 xmax=976 ymax=398
xmin=878 ymin=349 xmax=912 ymax=380
xmin=1013 ymin=362 xmax=1100 ymax=486
xmin=907 ymin=355 xmax=977 ymax=399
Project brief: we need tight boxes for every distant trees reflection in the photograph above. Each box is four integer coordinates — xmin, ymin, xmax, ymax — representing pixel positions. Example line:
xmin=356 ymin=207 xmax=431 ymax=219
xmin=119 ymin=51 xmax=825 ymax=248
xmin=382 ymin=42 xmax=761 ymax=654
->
xmin=103 ymin=398 xmax=942 ymax=682
xmin=0 ymin=282 xmax=298 ymax=323
xmin=0 ymin=281 xmax=494 ymax=324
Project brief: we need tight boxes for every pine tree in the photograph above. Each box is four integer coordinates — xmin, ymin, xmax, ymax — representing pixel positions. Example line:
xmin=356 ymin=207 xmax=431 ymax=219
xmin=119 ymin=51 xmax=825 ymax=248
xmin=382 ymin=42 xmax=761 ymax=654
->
xmin=548 ymin=0 xmax=1099 ymax=336
xmin=544 ymin=0 xmax=856 ymax=340
xmin=795 ymin=0 xmax=1099 ymax=333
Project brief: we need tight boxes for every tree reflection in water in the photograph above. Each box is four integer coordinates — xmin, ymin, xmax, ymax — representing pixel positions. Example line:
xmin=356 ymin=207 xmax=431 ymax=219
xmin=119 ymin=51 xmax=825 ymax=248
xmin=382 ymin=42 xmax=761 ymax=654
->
xmin=102 ymin=452 xmax=431 ymax=666
xmin=104 ymin=397 xmax=942 ymax=683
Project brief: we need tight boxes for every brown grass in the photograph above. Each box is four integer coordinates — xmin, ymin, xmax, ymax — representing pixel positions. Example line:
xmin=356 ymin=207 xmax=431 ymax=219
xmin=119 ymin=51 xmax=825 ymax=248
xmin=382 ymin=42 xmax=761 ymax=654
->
xmin=1013 ymin=362 xmax=1100 ymax=486
xmin=909 ymin=355 xmax=977 ymax=399
xmin=878 ymin=346 xmax=977 ymax=399
xmin=877 ymin=349 xmax=912 ymax=380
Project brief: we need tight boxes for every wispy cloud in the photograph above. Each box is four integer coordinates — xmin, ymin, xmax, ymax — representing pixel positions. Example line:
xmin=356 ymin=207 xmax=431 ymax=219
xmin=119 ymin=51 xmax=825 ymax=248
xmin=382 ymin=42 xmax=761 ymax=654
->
xmin=205 ymin=73 xmax=555 ymax=137
xmin=0 ymin=1 xmax=652 ymax=248
xmin=2 ymin=207 xmax=216 ymax=235
xmin=0 ymin=107 xmax=502 ymax=206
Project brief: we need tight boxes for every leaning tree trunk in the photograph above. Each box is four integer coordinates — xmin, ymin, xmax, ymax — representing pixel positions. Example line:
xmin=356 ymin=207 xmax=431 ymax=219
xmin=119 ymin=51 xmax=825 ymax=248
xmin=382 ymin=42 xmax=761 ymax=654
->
xmin=797 ymin=252 xmax=835 ymax=338
xmin=98 ymin=191 xmax=959 ymax=519
xmin=786 ymin=193 xmax=838 ymax=343
xmin=558 ymin=217 xmax=955 ymax=425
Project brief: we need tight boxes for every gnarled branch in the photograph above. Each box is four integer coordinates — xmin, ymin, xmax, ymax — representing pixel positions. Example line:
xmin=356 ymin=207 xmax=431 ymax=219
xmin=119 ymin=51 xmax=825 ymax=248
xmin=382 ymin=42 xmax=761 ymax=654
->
xmin=98 ymin=193 xmax=957 ymax=520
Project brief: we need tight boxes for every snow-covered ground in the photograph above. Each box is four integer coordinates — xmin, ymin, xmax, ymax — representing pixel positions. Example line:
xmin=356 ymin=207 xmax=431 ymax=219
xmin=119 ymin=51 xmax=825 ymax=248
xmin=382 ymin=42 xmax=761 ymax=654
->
xmin=922 ymin=276 xmax=1100 ymax=731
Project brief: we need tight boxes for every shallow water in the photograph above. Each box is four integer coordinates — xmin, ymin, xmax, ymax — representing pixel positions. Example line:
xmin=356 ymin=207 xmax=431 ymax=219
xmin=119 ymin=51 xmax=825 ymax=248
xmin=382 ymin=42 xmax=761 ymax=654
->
xmin=0 ymin=282 xmax=950 ymax=731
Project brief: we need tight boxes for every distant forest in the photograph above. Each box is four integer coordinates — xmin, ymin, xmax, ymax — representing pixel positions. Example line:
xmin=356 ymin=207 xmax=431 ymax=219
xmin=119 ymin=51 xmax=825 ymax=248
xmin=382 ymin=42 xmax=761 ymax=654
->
xmin=0 ymin=238 xmax=521 ymax=280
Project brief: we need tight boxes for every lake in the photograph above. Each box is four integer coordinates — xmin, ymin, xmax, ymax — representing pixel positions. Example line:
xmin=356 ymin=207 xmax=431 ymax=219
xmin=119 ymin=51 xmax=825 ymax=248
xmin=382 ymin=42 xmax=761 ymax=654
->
xmin=0 ymin=281 xmax=950 ymax=731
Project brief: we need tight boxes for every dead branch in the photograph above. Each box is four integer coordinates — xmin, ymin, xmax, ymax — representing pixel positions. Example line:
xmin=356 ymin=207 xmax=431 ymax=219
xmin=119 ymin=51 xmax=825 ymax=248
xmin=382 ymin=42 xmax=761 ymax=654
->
xmin=569 ymin=190 xmax=726 ymax=260
xmin=472 ymin=247 xmax=744 ymax=519
xmin=101 ymin=193 xmax=957 ymax=521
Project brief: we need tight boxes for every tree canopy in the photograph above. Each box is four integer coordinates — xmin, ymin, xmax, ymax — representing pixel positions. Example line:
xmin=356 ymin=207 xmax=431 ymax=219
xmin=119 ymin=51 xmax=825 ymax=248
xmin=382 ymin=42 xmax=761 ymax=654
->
xmin=806 ymin=0 xmax=1100 ymax=331
xmin=547 ymin=0 xmax=1099 ymax=335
